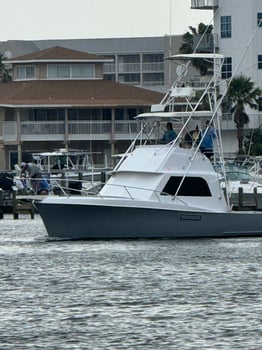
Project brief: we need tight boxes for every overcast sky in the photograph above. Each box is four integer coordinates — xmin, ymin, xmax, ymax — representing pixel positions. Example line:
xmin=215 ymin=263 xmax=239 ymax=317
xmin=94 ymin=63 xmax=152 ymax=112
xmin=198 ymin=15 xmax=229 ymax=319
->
xmin=1 ymin=0 xmax=213 ymax=41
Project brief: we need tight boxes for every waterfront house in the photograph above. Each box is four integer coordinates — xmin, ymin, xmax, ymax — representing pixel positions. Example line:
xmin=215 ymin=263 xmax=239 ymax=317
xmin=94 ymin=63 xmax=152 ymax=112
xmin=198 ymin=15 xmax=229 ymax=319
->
xmin=0 ymin=46 xmax=163 ymax=169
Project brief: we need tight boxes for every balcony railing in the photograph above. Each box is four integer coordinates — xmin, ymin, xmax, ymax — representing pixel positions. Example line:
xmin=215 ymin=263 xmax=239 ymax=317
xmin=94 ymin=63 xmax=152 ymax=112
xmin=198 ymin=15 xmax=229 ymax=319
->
xmin=191 ymin=0 xmax=218 ymax=9
xmin=103 ymin=62 xmax=164 ymax=74
xmin=142 ymin=62 xmax=164 ymax=72
xmin=2 ymin=115 xmax=262 ymax=143
xmin=118 ymin=63 xmax=140 ymax=73
xmin=2 ymin=120 xmax=141 ymax=142
xmin=103 ymin=63 xmax=116 ymax=73
xmin=193 ymin=34 xmax=216 ymax=52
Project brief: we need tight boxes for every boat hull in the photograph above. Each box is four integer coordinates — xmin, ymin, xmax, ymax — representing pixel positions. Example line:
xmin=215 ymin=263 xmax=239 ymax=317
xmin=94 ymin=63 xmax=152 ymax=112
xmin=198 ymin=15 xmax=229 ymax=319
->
xmin=36 ymin=201 xmax=262 ymax=240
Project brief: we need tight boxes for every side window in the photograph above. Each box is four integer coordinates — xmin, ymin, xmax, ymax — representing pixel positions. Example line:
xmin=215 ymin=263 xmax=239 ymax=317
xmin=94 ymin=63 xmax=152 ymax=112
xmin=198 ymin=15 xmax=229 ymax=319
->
xmin=161 ymin=177 xmax=212 ymax=197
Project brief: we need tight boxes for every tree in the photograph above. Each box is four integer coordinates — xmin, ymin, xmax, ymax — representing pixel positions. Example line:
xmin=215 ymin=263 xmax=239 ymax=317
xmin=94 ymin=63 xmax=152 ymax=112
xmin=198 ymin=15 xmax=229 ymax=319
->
xmin=244 ymin=128 xmax=262 ymax=156
xmin=179 ymin=23 xmax=213 ymax=75
xmin=227 ymin=75 xmax=261 ymax=154
xmin=0 ymin=54 xmax=10 ymax=82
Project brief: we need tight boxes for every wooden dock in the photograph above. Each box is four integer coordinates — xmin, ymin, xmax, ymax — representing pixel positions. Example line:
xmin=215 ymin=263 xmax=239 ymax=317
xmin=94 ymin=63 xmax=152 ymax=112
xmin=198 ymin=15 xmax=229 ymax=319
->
xmin=228 ymin=187 xmax=262 ymax=211
xmin=0 ymin=189 xmax=35 ymax=219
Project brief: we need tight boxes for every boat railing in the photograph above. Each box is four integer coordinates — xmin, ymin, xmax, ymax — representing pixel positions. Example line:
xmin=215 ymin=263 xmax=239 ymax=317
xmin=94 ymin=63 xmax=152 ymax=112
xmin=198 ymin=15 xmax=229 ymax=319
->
xmin=97 ymin=182 xmax=190 ymax=206
xmin=15 ymin=175 xmax=103 ymax=197
xmin=16 ymin=173 xmax=193 ymax=208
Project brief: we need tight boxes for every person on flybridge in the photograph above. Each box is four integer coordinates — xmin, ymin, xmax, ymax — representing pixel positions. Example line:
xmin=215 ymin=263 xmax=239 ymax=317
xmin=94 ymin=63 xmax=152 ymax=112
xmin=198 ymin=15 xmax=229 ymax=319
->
xmin=159 ymin=122 xmax=177 ymax=144
xmin=199 ymin=120 xmax=217 ymax=159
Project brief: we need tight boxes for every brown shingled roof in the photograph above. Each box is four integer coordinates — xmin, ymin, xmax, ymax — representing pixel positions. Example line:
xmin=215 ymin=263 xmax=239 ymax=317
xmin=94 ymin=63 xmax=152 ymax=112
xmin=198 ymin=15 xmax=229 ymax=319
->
xmin=5 ymin=46 xmax=110 ymax=62
xmin=0 ymin=80 xmax=164 ymax=107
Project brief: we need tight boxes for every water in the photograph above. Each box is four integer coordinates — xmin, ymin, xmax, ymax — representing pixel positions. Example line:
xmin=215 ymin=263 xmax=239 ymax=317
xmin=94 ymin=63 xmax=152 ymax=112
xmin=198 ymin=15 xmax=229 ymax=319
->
xmin=0 ymin=215 xmax=262 ymax=350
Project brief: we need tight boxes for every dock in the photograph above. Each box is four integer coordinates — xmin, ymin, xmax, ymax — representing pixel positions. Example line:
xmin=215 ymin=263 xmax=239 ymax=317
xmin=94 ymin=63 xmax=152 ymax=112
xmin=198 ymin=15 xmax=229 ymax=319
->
xmin=229 ymin=187 xmax=262 ymax=211
xmin=0 ymin=189 xmax=35 ymax=219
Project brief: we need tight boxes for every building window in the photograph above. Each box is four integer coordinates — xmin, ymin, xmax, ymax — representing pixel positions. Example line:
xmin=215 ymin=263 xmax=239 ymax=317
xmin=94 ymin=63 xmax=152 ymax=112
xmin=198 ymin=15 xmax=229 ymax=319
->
xmin=118 ymin=73 xmax=140 ymax=84
xmin=258 ymin=13 xmax=262 ymax=27
xmin=118 ymin=55 xmax=140 ymax=73
xmin=143 ymin=73 xmax=164 ymax=86
xmin=47 ymin=64 xmax=95 ymax=79
xmin=258 ymin=55 xmax=262 ymax=69
xmin=16 ymin=65 xmax=35 ymax=80
xmin=221 ymin=16 xmax=231 ymax=38
xmin=104 ymin=74 xmax=115 ymax=81
xmin=71 ymin=65 xmax=95 ymax=78
xmin=142 ymin=54 xmax=164 ymax=73
xmin=221 ymin=57 xmax=232 ymax=79
xmin=48 ymin=65 xmax=70 ymax=78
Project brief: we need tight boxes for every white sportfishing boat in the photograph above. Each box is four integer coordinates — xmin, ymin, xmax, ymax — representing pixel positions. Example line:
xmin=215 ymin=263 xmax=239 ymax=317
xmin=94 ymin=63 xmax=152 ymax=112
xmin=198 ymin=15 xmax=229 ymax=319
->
xmin=36 ymin=53 xmax=262 ymax=239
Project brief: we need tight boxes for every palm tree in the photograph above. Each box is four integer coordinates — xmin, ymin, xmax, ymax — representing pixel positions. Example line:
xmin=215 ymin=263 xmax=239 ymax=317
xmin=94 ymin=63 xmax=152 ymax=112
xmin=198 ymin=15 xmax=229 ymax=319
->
xmin=227 ymin=75 xmax=261 ymax=154
xmin=179 ymin=23 xmax=213 ymax=75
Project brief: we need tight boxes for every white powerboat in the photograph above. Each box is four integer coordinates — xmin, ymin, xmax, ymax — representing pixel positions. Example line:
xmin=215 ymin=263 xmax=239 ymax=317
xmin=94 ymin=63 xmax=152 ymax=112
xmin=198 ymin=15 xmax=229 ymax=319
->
xmin=14 ymin=149 xmax=104 ymax=195
xmin=36 ymin=54 xmax=262 ymax=239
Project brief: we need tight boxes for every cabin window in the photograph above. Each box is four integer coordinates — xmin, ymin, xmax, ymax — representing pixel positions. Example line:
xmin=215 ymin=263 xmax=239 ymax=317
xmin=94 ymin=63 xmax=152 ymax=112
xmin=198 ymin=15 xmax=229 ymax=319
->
xmin=16 ymin=65 xmax=35 ymax=80
xmin=161 ymin=176 xmax=212 ymax=197
xmin=221 ymin=16 xmax=231 ymax=38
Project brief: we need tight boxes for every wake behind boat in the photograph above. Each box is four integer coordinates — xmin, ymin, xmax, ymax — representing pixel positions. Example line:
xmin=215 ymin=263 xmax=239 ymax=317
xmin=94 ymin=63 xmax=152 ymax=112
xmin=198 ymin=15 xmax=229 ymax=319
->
xmin=36 ymin=53 xmax=262 ymax=239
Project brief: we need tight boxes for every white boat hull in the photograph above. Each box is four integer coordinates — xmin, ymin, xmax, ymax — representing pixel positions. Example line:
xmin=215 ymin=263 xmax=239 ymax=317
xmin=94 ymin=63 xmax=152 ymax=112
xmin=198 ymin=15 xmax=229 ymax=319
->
xmin=37 ymin=199 xmax=262 ymax=239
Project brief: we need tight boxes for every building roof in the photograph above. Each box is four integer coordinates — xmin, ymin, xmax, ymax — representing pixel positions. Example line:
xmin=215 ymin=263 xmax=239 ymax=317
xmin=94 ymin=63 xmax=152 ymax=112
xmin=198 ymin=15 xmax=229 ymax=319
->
xmin=0 ymin=79 xmax=164 ymax=108
xmin=0 ymin=37 xmax=168 ymax=58
xmin=5 ymin=46 xmax=112 ymax=63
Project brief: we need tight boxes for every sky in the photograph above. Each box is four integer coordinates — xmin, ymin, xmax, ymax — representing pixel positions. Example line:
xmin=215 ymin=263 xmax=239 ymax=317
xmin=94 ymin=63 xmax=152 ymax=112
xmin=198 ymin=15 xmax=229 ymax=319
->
xmin=1 ymin=0 xmax=213 ymax=41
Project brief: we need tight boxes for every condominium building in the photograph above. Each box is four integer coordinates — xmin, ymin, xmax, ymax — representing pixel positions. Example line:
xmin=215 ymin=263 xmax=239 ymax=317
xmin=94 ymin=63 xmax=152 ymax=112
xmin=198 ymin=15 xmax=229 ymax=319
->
xmin=191 ymin=0 xmax=262 ymax=151
xmin=0 ymin=36 xmax=183 ymax=92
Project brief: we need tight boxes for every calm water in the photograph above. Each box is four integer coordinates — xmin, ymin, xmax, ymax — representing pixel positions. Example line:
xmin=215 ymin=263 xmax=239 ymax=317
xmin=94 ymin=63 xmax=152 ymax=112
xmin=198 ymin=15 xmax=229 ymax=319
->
xmin=0 ymin=214 xmax=262 ymax=349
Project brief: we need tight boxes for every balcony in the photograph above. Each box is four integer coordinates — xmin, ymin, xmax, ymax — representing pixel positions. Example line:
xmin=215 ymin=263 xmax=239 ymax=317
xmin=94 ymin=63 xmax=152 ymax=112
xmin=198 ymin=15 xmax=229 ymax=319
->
xmin=193 ymin=34 xmax=217 ymax=52
xmin=142 ymin=62 xmax=164 ymax=73
xmin=118 ymin=63 xmax=140 ymax=73
xmin=104 ymin=62 xmax=164 ymax=74
xmin=2 ymin=120 xmax=141 ymax=143
xmin=191 ymin=0 xmax=218 ymax=9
